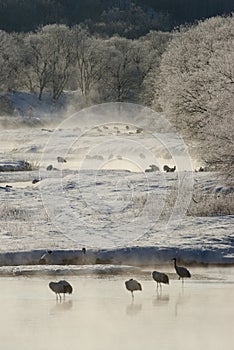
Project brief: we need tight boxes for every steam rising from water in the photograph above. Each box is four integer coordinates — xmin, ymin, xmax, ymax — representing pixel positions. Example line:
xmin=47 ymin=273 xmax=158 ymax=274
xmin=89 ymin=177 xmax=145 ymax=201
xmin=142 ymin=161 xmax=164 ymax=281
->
xmin=39 ymin=102 xmax=194 ymax=248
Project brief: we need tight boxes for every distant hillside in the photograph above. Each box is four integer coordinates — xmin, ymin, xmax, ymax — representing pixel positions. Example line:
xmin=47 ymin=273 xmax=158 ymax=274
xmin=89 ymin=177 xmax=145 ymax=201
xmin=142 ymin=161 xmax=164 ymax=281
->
xmin=0 ymin=0 xmax=233 ymax=34
xmin=142 ymin=0 xmax=234 ymax=23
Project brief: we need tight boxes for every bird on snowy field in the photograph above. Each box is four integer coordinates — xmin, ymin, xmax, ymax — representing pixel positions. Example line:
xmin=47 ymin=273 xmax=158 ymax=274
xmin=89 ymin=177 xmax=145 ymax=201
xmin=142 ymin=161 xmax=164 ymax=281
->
xmin=172 ymin=258 xmax=191 ymax=282
xmin=152 ymin=271 xmax=169 ymax=288
xmin=57 ymin=156 xmax=67 ymax=163
xmin=125 ymin=279 xmax=142 ymax=299
xmin=39 ymin=250 xmax=53 ymax=264
xmin=49 ymin=280 xmax=73 ymax=299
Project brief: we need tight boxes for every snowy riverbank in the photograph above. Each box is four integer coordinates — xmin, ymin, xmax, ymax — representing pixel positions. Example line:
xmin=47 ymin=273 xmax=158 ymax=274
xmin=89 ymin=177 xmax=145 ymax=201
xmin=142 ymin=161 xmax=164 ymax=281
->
xmin=0 ymin=102 xmax=233 ymax=268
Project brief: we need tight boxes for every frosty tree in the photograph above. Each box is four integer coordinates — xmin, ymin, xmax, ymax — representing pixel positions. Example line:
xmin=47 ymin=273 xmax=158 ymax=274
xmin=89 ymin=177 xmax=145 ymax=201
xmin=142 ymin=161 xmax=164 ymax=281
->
xmin=0 ymin=30 xmax=21 ymax=91
xmin=98 ymin=36 xmax=137 ymax=101
xmin=70 ymin=26 xmax=104 ymax=98
xmin=98 ymin=36 xmax=161 ymax=101
xmin=23 ymin=25 xmax=73 ymax=100
xmin=148 ymin=15 xmax=234 ymax=179
xmin=39 ymin=24 xmax=73 ymax=100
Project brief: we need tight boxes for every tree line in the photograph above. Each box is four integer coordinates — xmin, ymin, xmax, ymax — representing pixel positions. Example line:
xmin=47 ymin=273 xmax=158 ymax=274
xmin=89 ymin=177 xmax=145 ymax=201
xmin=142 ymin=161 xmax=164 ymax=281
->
xmin=0 ymin=0 xmax=233 ymax=34
xmin=0 ymin=0 xmax=171 ymax=34
xmin=0 ymin=24 xmax=171 ymax=101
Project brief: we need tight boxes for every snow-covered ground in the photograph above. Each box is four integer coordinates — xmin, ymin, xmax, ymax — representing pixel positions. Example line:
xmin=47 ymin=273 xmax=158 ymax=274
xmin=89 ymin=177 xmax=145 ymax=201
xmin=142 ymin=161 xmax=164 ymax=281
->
xmin=0 ymin=99 xmax=233 ymax=267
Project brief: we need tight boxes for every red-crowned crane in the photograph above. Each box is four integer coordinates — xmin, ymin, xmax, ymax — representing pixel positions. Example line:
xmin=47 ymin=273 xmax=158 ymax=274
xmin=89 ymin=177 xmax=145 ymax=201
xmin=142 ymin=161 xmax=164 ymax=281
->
xmin=49 ymin=280 xmax=73 ymax=299
xmin=125 ymin=279 xmax=142 ymax=299
xmin=172 ymin=258 xmax=191 ymax=282
xmin=152 ymin=271 xmax=169 ymax=288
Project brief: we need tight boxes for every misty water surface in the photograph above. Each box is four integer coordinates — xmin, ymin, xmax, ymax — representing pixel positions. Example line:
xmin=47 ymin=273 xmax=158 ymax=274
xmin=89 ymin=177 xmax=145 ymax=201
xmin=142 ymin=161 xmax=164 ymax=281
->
xmin=1 ymin=272 xmax=234 ymax=350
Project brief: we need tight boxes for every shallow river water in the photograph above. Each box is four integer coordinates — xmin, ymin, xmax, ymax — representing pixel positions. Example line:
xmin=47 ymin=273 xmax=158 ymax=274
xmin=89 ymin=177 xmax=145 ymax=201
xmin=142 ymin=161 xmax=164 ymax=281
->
xmin=1 ymin=270 xmax=234 ymax=350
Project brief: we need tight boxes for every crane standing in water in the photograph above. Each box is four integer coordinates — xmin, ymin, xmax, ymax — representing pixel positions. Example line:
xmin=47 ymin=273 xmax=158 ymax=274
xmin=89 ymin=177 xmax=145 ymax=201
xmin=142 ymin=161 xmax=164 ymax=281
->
xmin=152 ymin=271 xmax=169 ymax=288
xmin=49 ymin=280 xmax=73 ymax=299
xmin=172 ymin=258 xmax=191 ymax=282
xmin=125 ymin=279 xmax=142 ymax=299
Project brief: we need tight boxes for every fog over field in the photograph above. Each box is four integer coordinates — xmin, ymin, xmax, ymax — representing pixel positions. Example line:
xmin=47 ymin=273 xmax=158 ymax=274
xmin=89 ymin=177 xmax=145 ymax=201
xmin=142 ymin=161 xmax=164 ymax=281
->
xmin=0 ymin=101 xmax=233 ymax=268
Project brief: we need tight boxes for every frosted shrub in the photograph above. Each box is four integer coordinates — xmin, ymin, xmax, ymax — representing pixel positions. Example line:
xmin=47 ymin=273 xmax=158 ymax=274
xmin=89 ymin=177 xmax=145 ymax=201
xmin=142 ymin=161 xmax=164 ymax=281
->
xmin=188 ymin=191 xmax=234 ymax=216
xmin=0 ymin=202 xmax=29 ymax=221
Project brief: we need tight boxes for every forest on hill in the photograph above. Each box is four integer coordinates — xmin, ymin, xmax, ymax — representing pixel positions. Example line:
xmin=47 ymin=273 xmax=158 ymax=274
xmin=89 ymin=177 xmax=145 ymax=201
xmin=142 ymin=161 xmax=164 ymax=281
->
xmin=0 ymin=0 xmax=233 ymax=35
